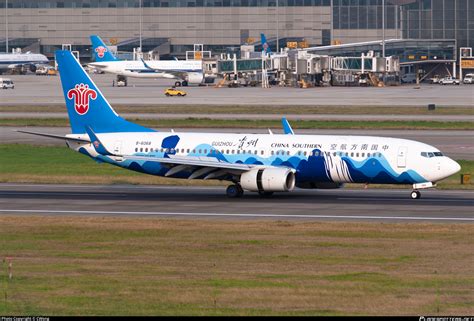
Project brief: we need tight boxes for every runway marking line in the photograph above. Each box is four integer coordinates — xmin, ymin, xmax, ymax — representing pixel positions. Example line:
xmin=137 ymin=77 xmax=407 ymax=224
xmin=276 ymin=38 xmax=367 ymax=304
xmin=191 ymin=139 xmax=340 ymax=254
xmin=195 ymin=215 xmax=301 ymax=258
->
xmin=0 ymin=209 xmax=473 ymax=222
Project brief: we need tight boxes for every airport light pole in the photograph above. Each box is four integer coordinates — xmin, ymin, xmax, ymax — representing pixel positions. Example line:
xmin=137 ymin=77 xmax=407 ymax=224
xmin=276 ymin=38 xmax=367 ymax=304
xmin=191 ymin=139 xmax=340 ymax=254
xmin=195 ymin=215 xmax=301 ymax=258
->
xmin=382 ymin=0 xmax=385 ymax=58
xmin=139 ymin=0 xmax=143 ymax=54
xmin=276 ymin=0 xmax=279 ymax=52
xmin=5 ymin=0 xmax=8 ymax=53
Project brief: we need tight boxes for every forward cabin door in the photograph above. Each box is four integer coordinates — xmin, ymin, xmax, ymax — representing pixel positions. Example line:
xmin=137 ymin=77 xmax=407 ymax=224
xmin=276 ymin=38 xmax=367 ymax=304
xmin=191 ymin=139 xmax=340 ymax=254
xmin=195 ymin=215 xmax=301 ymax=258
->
xmin=397 ymin=146 xmax=407 ymax=168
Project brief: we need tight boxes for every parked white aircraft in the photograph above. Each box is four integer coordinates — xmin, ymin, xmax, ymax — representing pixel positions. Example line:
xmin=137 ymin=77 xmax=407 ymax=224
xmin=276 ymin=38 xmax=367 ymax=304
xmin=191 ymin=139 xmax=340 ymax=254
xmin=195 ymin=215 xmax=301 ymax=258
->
xmin=0 ymin=52 xmax=49 ymax=74
xmin=87 ymin=35 xmax=203 ymax=86
xmin=19 ymin=50 xmax=461 ymax=199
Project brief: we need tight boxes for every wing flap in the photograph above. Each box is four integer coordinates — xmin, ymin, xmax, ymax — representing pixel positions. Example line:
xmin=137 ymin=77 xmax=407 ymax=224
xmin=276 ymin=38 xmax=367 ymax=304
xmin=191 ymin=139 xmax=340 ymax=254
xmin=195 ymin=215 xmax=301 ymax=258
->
xmin=124 ymin=154 xmax=252 ymax=172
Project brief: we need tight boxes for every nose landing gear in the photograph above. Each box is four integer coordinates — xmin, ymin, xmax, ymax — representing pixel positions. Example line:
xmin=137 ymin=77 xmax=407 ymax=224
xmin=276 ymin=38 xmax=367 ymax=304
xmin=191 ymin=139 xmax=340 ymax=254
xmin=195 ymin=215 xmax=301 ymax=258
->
xmin=410 ymin=182 xmax=435 ymax=199
xmin=410 ymin=190 xmax=421 ymax=199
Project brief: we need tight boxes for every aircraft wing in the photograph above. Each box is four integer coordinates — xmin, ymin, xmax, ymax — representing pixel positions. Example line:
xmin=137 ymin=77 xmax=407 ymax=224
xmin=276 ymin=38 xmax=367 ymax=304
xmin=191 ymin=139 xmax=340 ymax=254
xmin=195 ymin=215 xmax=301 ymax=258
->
xmin=120 ymin=154 xmax=254 ymax=179
xmin=86 ymin=126 xmax=285 ymax=180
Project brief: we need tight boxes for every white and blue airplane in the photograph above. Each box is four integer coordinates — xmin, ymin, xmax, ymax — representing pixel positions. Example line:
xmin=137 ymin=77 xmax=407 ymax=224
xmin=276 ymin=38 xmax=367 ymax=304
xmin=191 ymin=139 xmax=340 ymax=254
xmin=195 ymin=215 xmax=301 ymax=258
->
xmin=20 ymin=50 xmax=461 ymax=199
xmin=0 ymin=52 xmax=49 ymax=74
xmin=87 ymin=35 xmax=203 ymax=86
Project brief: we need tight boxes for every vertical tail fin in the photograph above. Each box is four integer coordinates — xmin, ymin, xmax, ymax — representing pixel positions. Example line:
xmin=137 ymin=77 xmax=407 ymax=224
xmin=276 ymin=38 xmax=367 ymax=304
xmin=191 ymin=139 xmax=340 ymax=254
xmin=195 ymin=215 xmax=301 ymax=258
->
xmin=261 ymin=33 xmax=272 ymax=54
xmin=55 ymin=50 xmax=153 ymax=134
xmin=90 ymin=35 xmax=119 ymax=62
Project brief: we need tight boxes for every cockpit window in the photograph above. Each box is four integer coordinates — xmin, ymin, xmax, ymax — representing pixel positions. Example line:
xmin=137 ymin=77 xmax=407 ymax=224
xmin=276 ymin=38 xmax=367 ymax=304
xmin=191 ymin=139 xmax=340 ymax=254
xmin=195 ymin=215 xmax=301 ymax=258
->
xmin=421 ymin=151 xmax=444 ymax=158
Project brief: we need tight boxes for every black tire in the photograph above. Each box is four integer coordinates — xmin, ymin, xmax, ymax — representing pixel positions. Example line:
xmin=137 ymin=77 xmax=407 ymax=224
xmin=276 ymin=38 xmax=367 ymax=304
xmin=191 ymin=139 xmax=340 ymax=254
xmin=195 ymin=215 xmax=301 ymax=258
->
xmin=165 ymin=93 xmax=170 ymax=97
xmin=182 ymin=80 xmax=188 ymax=87
xmin=177 ymin=93 xmax=182 ymax=96
xmin=226 ymin=185 xmax=242 ymax=198
xmin=410 ymin=190 xmax=421 ymax=199
xmin=175 ymin=81 xmax=181 ymax=87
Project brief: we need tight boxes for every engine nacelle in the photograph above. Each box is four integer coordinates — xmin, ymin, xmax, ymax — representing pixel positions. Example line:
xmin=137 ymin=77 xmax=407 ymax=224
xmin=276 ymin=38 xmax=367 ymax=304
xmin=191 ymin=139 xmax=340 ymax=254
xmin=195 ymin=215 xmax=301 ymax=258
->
xmin=240 ymin=167 xmax=296 ymax=192
xmin=186 ymin=72 xmax=204 ymax=84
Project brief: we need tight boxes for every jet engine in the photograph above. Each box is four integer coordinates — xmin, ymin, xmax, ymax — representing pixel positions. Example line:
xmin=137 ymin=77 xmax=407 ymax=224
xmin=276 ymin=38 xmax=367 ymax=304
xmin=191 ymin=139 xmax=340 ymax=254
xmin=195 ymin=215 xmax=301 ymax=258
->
xmin=240 ymin=167 xmax=296 ymax=192
xmin=185 ymin=72 xmax=204 ymax=84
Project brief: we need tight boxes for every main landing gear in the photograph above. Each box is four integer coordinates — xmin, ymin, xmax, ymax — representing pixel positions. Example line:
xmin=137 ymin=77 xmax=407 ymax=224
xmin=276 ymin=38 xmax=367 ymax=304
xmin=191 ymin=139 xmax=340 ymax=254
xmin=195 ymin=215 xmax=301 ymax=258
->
xmin=174 ymin=80 xmax=188 ymax=87
xmin=226 ymin=184 xmax=244 ymax=198
xmin=225 ymin=184 xmax=275 ymax=198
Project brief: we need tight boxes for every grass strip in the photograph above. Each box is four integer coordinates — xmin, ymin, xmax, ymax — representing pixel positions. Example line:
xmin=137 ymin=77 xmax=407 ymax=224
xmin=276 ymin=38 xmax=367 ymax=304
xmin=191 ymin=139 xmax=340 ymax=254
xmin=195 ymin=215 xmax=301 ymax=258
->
xmin=0 ymin=144 xmax=472 ymax=189
xmin=1 ymin=118 xmax=473 ymax=130
xmin=0 ymin=216 xmax=473 ymax=315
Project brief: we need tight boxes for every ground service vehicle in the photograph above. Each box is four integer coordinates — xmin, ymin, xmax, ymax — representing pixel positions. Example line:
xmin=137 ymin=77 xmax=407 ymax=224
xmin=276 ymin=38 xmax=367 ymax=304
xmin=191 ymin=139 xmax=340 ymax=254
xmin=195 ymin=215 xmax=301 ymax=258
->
xmin=439 ymin=77 xmax=460 ymax=85
xmin=401 ymin=73 xmax=416 ymax=83
xmin=463 ymin=73 xmax=473 ymax=84
xmin=0 ymin=78 xmax=14 ymax=89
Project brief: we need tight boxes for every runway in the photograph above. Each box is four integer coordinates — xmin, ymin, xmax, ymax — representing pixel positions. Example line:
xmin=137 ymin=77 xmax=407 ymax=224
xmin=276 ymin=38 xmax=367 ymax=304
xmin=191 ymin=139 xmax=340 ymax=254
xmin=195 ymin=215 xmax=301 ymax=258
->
xmin=1 ymin=184 xmax=473 ymax=222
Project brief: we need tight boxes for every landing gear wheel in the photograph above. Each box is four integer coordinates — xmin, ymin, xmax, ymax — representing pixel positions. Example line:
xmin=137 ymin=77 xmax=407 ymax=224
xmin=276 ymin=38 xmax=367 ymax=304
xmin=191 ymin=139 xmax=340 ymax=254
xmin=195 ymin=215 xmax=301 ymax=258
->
xmin=258 ymin=191 xmax=274 ymax=197
xmin=226 ymin=184 xmax=243 ymax=198
xmin=175 ymin=81 xmax=181 ymax=87
xmin=410 ymin=190 xmax=421 ymax=199
xmin=182 ymin=80 xmax=188 ymax=87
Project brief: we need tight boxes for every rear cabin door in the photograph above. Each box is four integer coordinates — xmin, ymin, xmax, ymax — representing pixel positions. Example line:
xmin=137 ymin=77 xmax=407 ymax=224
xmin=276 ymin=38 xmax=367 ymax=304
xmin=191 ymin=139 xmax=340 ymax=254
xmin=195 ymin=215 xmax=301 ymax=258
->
xmin=397 ymin=146 xmax=407 ymax=168
xmin=113 ymin=141 xmax=123 ymax=155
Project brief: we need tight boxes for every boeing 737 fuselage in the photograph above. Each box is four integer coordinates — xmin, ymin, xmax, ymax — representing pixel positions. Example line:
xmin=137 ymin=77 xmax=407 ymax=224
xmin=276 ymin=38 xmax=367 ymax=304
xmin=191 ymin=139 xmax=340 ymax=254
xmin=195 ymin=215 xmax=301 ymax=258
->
xmin=20 ymin=51 xmax=461 ymax=199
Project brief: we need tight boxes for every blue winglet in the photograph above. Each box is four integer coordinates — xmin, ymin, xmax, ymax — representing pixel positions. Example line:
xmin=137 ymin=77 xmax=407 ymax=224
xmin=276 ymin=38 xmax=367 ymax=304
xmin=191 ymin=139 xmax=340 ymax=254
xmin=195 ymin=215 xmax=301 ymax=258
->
xmin=281 ymin=117 xmax=294 ymax=135
xmin=85 ymin=126 xmax=114 ymax=156
xmin=140 ymin=58 xmax=154 ymax=70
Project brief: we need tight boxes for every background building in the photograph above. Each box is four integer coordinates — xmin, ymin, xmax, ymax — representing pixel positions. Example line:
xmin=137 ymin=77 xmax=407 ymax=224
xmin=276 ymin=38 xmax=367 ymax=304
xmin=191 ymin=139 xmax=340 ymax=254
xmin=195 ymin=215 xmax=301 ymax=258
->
xmin=0 ymin=0 xmax=472 ymax=60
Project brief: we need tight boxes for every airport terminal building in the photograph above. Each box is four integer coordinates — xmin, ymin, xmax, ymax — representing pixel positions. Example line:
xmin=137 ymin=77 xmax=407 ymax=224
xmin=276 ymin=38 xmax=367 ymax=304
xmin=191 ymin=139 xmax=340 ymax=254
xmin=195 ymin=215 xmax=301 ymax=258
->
xmin=0 ymin=0 xmax=472 ymax=60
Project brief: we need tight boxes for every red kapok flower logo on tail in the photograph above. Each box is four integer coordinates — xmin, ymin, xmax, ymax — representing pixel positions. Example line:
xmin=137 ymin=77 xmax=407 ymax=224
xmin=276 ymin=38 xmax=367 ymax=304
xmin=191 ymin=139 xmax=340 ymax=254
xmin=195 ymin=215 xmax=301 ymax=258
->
xmin=95 ymin=46 xmax=107 ymax=58
xmin=67 ymin=83 xmax=97 ymax=115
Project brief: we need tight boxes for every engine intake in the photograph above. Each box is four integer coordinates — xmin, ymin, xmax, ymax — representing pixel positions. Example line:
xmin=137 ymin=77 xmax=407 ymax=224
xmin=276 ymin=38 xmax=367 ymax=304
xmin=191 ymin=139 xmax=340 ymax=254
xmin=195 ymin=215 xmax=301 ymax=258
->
xmin=240 ymin=167 xmax=296 ymax=192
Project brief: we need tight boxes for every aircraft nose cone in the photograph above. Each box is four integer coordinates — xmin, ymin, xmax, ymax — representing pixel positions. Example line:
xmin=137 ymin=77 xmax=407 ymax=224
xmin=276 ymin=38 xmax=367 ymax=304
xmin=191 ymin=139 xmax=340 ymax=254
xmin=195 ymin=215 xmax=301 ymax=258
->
xmin=447 ymin=158 xmax=461 ymax=176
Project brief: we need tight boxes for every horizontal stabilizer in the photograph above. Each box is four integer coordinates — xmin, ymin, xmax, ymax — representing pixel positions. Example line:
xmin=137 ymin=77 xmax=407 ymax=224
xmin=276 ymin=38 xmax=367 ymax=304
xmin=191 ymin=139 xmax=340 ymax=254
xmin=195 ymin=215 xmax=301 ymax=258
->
xmin=17 ymin=130 xmax=90 ymax=143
